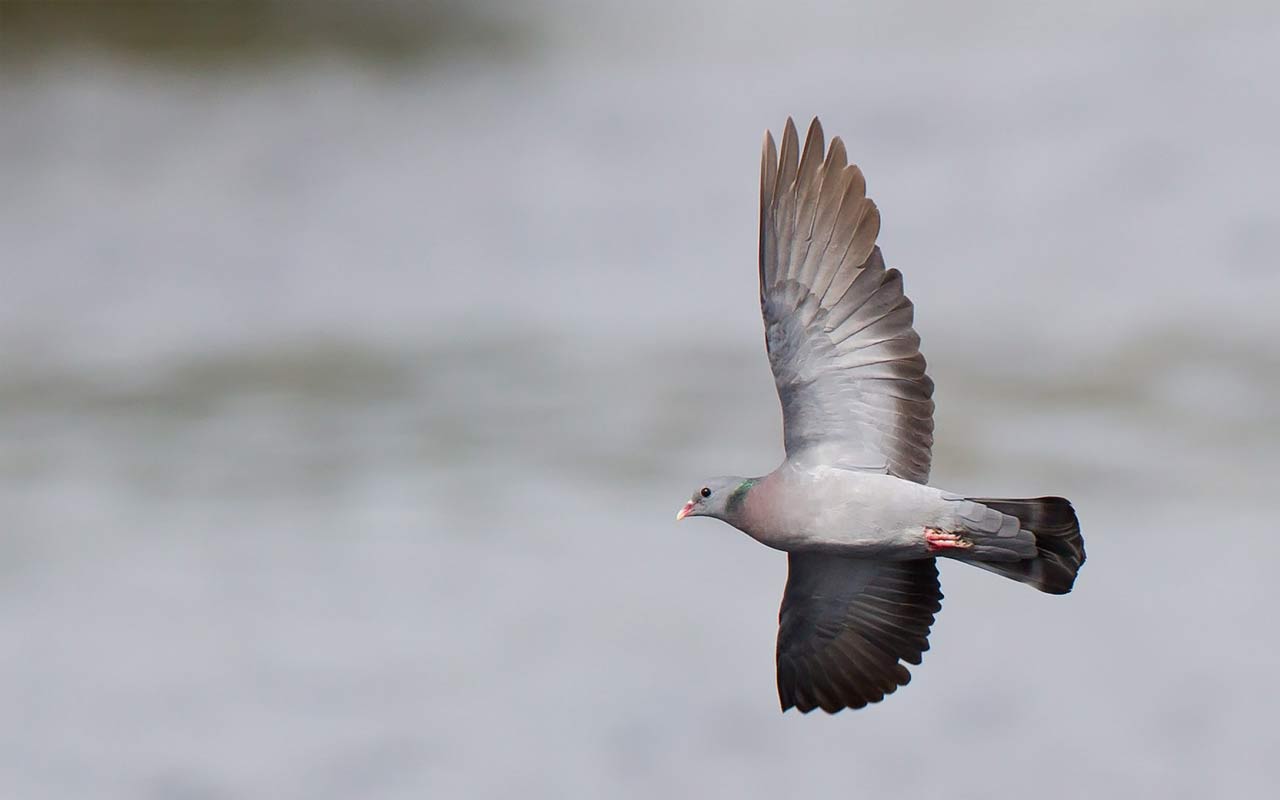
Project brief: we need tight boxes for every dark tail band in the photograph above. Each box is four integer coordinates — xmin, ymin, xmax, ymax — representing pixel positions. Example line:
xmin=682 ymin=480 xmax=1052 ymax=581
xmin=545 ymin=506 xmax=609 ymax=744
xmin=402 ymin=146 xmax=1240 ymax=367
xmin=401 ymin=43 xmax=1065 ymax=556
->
xmin=967 ymin=496 xmax=1085 ymax=594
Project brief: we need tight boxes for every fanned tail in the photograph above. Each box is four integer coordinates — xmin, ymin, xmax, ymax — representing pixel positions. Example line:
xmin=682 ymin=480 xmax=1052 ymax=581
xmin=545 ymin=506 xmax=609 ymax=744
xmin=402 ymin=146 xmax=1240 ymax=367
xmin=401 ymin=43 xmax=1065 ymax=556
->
xmin=966 ymin=497 xmax=1085 ymax=594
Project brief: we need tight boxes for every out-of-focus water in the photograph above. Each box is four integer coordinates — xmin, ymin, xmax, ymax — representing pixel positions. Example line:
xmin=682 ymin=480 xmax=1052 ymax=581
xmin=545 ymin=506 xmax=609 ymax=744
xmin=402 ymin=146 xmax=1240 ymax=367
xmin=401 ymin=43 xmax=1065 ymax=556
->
xmin=2 ymin=2 xmax=1279 ymax=798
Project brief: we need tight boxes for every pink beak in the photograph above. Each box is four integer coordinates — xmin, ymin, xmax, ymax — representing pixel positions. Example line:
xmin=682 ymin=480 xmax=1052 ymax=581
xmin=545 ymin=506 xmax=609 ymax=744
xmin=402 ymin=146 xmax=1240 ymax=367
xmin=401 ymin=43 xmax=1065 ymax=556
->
xmin=676 ymin=500 xmax=695 ymax=521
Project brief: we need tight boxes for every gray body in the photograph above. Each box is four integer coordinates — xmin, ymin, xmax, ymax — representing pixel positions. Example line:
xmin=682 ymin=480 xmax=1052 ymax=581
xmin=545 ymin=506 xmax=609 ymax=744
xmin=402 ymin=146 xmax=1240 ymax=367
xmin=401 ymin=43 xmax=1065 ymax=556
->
xmin=742 ymin=466 xmax=1034 ymax=562
xmin=678 ymin=117 xmax=1085 ymax=714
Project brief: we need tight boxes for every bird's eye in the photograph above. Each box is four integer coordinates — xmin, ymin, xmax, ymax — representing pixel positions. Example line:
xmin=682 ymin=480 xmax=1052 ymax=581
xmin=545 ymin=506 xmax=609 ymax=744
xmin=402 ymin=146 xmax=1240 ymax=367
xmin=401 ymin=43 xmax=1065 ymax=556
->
xmin=700 ymin=487 xmax=711 ymax=498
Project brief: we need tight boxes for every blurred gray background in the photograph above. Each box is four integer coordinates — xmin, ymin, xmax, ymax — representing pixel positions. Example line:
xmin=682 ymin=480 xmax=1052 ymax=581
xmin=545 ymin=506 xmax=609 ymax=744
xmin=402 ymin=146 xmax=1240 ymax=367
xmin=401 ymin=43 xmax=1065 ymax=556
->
xmin=2 ymin=1 xmax=1278 ymax=797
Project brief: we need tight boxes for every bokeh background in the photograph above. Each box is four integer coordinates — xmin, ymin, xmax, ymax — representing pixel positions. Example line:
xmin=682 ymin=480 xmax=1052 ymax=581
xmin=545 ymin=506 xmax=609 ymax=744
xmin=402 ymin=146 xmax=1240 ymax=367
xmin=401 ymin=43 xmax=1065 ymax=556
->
xmin=3 ymin=1 xmax=1278 ymax=797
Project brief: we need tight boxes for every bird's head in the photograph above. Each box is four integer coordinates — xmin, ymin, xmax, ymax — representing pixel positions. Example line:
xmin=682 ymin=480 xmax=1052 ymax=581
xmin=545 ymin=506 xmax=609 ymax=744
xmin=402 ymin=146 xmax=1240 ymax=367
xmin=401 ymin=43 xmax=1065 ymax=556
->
xmin=676 ymin=476 xmax=757 ymax=523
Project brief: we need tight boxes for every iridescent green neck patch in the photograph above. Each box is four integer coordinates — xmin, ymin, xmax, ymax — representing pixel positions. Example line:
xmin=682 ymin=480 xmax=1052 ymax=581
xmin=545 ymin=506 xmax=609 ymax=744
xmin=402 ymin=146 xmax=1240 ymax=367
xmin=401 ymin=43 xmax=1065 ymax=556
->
xmin=725 ymin=478 xmax=758 ymax=515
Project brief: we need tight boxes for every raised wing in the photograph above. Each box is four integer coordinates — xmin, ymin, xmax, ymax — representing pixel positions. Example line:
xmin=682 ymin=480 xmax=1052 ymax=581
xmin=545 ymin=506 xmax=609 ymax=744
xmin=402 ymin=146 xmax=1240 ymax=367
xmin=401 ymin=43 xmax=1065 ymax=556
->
xmin=777 ymin=553 xmax=941 ymax=713
xmin=759 ymin=117 xmax=934 ymax=482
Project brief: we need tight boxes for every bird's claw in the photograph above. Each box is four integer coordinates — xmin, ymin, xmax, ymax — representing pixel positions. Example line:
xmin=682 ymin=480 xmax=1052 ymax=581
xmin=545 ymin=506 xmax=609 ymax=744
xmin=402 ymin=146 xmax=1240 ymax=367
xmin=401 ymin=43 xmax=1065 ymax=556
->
xmin=924 ymin=528 xmax=972 ymax=552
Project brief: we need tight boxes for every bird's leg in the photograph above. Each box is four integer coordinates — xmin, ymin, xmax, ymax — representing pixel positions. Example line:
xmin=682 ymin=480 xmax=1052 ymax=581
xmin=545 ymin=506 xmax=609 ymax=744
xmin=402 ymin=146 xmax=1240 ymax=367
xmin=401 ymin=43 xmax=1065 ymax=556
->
xmin=924 ymin=528 xmax=973 ymax=552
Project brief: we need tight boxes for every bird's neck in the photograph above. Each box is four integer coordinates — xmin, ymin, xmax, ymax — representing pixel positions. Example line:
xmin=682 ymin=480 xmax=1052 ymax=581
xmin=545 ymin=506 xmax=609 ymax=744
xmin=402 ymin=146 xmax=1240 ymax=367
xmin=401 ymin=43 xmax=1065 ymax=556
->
xmin=725 ymin=470 xmax=804 ymax=552
xmin=717 ymin=476 xmax=765 ymax=530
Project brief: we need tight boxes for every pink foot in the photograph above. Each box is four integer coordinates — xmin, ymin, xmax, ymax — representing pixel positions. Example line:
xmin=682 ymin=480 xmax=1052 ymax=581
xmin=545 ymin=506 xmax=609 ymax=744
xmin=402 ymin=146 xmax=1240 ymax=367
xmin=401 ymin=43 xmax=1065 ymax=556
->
xmin=925 ymin=528 xmax=972 ymax=552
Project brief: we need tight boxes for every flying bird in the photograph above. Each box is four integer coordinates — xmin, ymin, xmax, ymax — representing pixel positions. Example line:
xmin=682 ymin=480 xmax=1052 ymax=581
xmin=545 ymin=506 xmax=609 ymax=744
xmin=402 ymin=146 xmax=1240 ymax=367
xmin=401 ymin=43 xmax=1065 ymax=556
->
xmin=677 ymin=117 xmax=1085 ymax=714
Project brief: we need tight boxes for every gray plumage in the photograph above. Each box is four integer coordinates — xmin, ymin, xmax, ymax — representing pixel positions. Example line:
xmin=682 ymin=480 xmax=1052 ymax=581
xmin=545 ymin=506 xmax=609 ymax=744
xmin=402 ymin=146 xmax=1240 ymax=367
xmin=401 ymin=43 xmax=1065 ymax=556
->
xmin=678 ymin=117 xmax=1085 ymax=714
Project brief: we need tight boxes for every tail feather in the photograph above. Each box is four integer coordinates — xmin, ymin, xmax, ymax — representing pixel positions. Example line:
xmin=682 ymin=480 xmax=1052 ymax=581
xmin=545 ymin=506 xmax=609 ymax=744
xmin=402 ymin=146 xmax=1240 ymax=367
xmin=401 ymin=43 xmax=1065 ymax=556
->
xmin=966 ymin=496 xmax=1085 ymax=594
